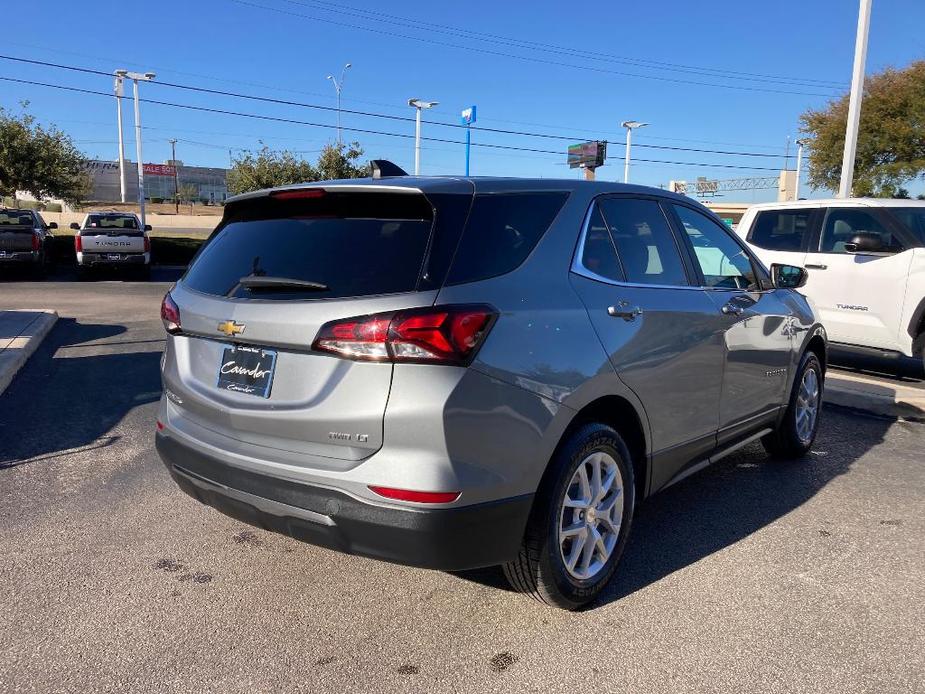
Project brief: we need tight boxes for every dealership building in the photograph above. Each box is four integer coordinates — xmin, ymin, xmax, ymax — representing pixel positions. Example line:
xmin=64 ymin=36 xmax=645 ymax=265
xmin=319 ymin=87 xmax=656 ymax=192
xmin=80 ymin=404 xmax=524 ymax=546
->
xmin=83 ymin=159 xmax=230 ymax=203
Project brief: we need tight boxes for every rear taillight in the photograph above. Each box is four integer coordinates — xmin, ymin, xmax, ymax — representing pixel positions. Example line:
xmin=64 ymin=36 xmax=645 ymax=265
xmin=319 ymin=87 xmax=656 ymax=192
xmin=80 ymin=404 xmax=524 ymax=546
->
xmin=74 ymin=234 xmax=82 ymax=252
xmin=312 ymin=305 xmax=496 ymax=365
xmin=32 ymin=233 xmax=41 ymax=251
xmin=143 ymin=235 xmax=151 ymax=253
xmin=160 ymin=293 xmax=181 ymax=334
xmin=369 ymin=486 xmax=460 ymax=504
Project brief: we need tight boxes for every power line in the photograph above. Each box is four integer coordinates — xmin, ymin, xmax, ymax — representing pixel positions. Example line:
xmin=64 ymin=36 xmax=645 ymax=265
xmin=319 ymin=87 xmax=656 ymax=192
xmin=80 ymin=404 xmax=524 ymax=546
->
xmin=288 ymin=0 xmax=845 ymax=90
xmin=231 ymin=0 xmax=843 ymax=98
xmin=0 ymin=54 xmax=789 ymax=160
xmin=0 ymin=74 xmax=784 ymax=172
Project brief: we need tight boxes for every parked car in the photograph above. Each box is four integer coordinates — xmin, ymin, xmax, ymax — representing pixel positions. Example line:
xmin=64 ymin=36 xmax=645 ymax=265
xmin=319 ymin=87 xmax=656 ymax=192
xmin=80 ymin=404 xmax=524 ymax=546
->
xmin=70 ymin=212 xmax=151 ymax=277
xmin=155 ymin=170 xmax=827 ymax=609
xmin=0 ymin=208 xmax=56 ymax=276
xmin=735 ymin=199 xmax=925 ymax=372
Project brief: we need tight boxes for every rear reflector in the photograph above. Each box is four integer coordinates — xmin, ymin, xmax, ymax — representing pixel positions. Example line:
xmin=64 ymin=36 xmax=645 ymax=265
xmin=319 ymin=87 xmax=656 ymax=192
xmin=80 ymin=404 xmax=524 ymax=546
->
xmin=160 ymin=292 xmax=181 ymax=334
xmin=368 ymin=486 xmax=460 ymax=504
xmin=270 ymin=188 xmax=326 ymax=200
xmin=312 ymin=305 xmax=496 ymax=365
xmin=156 ymin=420 xmax=165 ymax=431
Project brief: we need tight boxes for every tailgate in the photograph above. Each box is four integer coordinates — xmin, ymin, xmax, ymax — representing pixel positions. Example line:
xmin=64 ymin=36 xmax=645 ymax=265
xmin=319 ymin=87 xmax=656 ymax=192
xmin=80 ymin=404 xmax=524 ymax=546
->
xmin=79 ymin=232 xmax=146 ymax=253
xmin=0 ymin=227 xmax=36 ymax=252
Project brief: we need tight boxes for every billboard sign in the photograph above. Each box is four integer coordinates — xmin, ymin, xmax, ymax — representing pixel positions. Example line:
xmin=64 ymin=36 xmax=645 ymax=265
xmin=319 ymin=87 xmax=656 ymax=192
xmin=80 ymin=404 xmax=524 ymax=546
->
xmin=143 ymin=163 xmax=177 ymax=177
xmin=567 ymin=141 xmax=607 ymax=169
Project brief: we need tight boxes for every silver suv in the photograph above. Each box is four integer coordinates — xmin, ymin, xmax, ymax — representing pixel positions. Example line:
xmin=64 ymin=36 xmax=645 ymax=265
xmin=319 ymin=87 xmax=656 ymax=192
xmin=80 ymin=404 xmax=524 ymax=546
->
xmin=155 ymin=171 xmax=826 ymax=609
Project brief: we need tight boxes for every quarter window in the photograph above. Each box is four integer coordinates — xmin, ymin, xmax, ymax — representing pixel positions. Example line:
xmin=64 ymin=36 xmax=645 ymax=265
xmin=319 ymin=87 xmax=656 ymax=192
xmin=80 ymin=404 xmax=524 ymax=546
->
xmin=673 ymin=204 xmax=758 ymax=290
xmin=819 ymin=209 xmax=902 ymax=253
xmin=749 ymin=209 xmax=812 ymax=251
xmin=596 ymin=198 xmax=689 ymax=286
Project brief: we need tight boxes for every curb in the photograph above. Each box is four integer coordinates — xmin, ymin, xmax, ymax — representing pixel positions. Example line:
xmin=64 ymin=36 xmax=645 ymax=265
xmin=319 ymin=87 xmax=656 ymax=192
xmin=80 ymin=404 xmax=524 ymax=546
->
xmin=824 ymin=372 xmax=925 ymax=420
xmin=0 ymin=310 xmax=58 ymax=395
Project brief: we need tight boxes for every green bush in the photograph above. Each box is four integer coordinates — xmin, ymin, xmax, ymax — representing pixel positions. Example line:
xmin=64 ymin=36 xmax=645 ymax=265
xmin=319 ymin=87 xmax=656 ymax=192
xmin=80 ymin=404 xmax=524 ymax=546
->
xmin=151 ymin=197 xmax=164 ymax=203
xmin=44 ymin=202 xmax=62 ymax=212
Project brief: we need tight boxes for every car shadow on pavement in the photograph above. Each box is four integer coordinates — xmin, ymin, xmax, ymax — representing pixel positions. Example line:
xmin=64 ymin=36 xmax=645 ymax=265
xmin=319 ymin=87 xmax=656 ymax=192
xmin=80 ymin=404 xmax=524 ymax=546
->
xmin=452 ymin=406 xmax=895 ymax=607
xmin=0 ymin=317 xmax=163 ymax=468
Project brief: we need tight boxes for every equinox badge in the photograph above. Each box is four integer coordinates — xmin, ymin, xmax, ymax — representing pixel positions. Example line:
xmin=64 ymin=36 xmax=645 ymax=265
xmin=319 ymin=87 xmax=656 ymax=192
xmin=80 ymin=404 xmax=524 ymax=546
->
xmin=217 ymin=320 xmax=245 ymax=337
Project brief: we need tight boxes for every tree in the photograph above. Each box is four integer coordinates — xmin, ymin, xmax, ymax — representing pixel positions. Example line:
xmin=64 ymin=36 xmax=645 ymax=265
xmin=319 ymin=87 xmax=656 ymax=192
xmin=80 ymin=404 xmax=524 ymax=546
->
xmin=800 ymin=61 xmax=925 ymax=197
xmin=177 ymin=183 xmax=199 ymax=212
xmin=0 ymin=103 xmax=91 ymax=205
xmin=226 ymin=141 xmax=367 ymax=195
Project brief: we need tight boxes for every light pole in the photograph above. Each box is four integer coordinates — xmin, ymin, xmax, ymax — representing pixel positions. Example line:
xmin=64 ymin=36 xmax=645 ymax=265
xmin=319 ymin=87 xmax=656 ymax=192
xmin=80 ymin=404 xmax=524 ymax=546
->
xmin=621 ymin=120 xmax=648 ymax=184
xmin=326 ymin=63 xmax=351 ymax=146
xmin=113 ymin=72 xmax=128 ymax=203
xmin=168 ymin=138 xmax=179 ymax=214
xmin=118 ymin=70 xmax=156 ymax=229
xmin=794 ymin=139 xmax=807 ymax=201
xmin=408 ymin=99 xmax=438 ymax=176
xmin=461 ymin=106 xmax=477 ymax=176
xmin=838 ymin=0 xmax=872 ymax=198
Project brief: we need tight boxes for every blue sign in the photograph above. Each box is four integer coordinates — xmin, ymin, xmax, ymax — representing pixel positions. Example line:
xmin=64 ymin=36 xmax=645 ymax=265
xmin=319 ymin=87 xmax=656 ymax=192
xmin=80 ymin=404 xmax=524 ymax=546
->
xmin=461 ymin=106 xmax=477 ymax=125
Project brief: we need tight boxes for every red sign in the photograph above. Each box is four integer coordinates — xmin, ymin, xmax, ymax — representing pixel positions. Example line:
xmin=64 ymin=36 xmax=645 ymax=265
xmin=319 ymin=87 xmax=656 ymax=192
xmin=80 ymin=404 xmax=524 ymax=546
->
xmin=143 ymin=163 xmax=176 ymax=177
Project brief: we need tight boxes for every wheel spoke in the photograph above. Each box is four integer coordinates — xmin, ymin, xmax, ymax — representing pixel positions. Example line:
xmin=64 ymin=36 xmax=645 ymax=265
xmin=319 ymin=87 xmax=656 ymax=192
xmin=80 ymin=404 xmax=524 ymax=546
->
xmin=565 ymin=530 xmax=585 ymax=571
xmin=577 ymin=464 xmax=591 ymax=502
xmin=559 ymin=523 xmax=585 ymax=540
xmin=597 ymin=487 xmax=622 ymax=513
xmin=590 ymin=454 xmax=602 ymax=502
xmin=579 ymin=528 xmax=596 ymax=573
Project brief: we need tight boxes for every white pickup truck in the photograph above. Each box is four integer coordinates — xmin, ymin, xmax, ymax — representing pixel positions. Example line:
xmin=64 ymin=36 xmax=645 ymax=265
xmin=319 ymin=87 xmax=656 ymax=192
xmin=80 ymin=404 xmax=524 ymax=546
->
xmin=735 ymin=199 xmax=925 ymax=371
xmin=71 ymin=212 xmax=151 ymax=276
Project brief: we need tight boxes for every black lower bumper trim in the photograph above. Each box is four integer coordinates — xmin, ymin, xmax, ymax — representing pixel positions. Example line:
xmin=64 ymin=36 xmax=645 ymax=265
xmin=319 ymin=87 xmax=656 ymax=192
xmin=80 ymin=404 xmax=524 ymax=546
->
xmin=155 ymin=432 xmax=533 ymax=571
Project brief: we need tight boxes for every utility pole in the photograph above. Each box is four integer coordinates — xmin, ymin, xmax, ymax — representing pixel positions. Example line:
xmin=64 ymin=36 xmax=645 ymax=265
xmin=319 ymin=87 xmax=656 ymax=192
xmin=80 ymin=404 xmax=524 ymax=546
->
xmin=168 ymin=138 xmax=179 ymax=214
xmin=326 ymin=63 xmax=351 ymax=146
xmin=838 ymin=0 xmax=873 ymax=198
xmin=118 ymin=69 xmax=156 ymax=229
xmin=621 ymin=120 xmax=648 ymax=183
xmin=113 ymin=72 xmax=127 ymax=203
xmin=794 ymin=139 xmax=807 ymax=201
xmin=408 ymin=98 xmax=438 ymax=175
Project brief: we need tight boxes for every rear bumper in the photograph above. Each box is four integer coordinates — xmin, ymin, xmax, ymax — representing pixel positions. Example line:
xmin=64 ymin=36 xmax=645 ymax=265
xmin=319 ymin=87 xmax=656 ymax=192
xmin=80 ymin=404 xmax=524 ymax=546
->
xmin=0 ymin=251 xmax=39 ymax=263
xmin=155 ymin=431 xmax=532 ymax=570
xmin=78 ymin=252 xmax=149 ymax=266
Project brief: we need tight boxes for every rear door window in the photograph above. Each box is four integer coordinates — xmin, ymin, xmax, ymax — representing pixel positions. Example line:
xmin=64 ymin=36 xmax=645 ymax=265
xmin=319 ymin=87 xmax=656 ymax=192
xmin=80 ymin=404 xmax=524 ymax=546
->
xmin=445 ymin=192 xmax=568 ymax=285
xmin=182 ymin=191 xmax=435 ymax=300
xmin=819 ymin=208 xmax=902 ymax=253
xmin=748 ymin=209 xmax=812 ymax=251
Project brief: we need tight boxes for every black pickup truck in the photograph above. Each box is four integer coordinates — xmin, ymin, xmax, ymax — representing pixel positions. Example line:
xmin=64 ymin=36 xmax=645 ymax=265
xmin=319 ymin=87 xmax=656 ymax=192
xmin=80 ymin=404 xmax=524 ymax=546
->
xmin=0 ymin=208 xmax=56 ymax=277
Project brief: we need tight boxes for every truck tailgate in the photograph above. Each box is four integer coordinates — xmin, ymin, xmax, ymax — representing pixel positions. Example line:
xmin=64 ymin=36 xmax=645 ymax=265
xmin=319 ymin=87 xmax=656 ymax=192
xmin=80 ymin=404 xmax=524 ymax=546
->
xmin=79 ymin=232 xmax=146 ymax=253
xmin=0 ymin=227 xmax=36 ymax=252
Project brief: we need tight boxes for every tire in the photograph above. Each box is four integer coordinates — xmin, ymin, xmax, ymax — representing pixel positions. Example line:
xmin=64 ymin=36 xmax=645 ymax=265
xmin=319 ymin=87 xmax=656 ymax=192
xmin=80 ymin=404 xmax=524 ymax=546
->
xmin=503 ymin=423 xmax=635 ymax=610
xmin=762 ymin=351 xmax=823 ymax=459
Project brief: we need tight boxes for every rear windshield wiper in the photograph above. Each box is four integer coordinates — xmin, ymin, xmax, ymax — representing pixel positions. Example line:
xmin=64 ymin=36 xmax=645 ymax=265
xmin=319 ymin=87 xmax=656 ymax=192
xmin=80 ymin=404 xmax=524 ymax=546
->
xmin=237 ymin=274 xmax=329 ymax=291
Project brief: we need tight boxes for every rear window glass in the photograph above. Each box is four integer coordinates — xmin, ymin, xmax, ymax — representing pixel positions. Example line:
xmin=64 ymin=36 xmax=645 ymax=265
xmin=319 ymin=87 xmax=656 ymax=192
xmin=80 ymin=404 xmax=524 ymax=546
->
xmin=182 ymin=191 xmax=434 ymax=300
xmin=0 ymin=211 xmax=33 ymax=226
xmin=445 ymin=192 xmax=569 ymax=285
xmin=86 ymin=215 xmax=139 ymax=229
xmin=749 ymin=210 xmax=812 ymax=251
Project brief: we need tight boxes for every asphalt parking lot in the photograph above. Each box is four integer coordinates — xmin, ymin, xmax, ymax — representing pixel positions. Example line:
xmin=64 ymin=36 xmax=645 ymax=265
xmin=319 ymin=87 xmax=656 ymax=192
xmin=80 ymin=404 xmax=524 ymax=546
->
xmin=1 ymin=275 xmax=923 ymax=694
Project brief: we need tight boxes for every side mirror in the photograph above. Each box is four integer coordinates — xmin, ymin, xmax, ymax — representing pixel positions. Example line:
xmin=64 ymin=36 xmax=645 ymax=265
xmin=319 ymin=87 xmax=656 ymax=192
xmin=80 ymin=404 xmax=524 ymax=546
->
xmin=144 ymin=224 xmax=152 ymax=231
xmin=47 ymin=222 xmax=58 ymax=229
xmin=69 ymin=222 xmax=80 ymax=230
xmin=771 ymin=263 xmax=808 ymax=289
xmin=843 ymin=232 xmax=884 ymax=254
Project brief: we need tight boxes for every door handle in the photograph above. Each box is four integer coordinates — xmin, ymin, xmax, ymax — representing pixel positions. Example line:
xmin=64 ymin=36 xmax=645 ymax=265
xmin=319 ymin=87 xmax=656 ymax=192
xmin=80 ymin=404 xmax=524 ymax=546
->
xmin=721 ymin=303 xmax=744 ymax=316
xmin=608 ymin=304 xmax=643 ymax=321
xmin=804 ymin=264 xmax=827 ymax=270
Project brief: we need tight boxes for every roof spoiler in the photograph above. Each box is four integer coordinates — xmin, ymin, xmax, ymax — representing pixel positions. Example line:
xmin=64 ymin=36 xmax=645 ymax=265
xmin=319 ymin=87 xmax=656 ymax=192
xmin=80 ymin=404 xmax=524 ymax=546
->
xmin=370 ymin=159 xmax=408 ymax=179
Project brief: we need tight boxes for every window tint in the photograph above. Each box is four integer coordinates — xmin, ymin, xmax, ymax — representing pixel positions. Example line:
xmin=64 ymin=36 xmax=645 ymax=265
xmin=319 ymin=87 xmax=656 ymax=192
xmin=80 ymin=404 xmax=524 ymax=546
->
xmin=183 ymin=192 xmax=434 ymax=300
xmin=674 ymin=204 xmax=757 ymax=290
xmin=87 ymin=214 xmax=139 ymax=229
xmin=890 ymin=207 xmax=925 ymax=245
xmin=749 ymin=209 xmax=811 ymax=251
xmin=819 ymin=208 xmax=901 ymax=253
xmin=597 ymin=198 xmax=689 ymax=286
xmin=579 ymin=207 xmax=624 ymax=281
xmin=0 ymin=210 xmax=34 ymax=226
xmin=445 ymin=192 xmax=568 ymax=285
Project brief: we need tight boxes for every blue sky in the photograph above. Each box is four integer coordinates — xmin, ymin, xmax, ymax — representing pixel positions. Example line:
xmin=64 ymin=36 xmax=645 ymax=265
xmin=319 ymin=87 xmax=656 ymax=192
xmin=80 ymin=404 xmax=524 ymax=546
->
xmin=3 ymin=0 xmax=924 ymax=201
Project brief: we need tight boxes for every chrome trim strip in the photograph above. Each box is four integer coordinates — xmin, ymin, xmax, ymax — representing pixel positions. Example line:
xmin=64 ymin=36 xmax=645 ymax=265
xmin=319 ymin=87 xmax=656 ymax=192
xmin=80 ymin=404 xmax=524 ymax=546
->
xmin=172 ymin=463 xmax=337 ymax=527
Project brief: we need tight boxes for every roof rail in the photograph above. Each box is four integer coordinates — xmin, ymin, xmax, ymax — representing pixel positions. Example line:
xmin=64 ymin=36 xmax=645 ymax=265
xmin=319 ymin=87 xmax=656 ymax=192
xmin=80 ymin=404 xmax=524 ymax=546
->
xmin=370 ymin=160 xmax=408 ymax=179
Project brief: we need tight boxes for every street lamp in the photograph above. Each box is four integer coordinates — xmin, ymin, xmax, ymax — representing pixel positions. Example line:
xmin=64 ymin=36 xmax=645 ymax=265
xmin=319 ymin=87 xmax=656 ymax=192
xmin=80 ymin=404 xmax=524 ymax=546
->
xmin=326 ymin=63 xmax=351 ymax=146
xmin=839 ymin=0 xmax=872 ymax=198
xmin=117 ymin=69 xmax=156 ymax=230
xmin=408 ymin=98 xmax=438 ymax=176
xmin=620 ymin=120 xmax=648 ymax=184
xmin=113 ymin=71 xmax=128 ymax=203
xmin=794 ymin=139 xmax=808 ymax=201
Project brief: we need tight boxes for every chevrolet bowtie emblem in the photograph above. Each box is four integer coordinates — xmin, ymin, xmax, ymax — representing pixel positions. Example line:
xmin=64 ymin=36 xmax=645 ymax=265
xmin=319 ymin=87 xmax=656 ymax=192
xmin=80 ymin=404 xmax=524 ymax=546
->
xmin=217 ymin=320 xmax=245 ymax=337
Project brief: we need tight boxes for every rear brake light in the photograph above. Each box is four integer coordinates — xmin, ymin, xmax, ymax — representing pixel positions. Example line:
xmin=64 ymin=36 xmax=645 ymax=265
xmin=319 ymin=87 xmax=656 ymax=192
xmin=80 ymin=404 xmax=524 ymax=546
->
xmin=312 ymin=305 xmax=496 ymax=365
xmin=368 ymin=486 xmax=460 ymax=504
xmin=32 ymin=232 xmax=40 ymax=251
xmin=270 ymin=188 xmax=326 ymax=200
xmin=143 ymin=235 xmax=151 ymax=252
xmin=74 ymin=234 xmax=82 ymax=252
xmin=160 ymin=293 xmax=181 ymax=334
